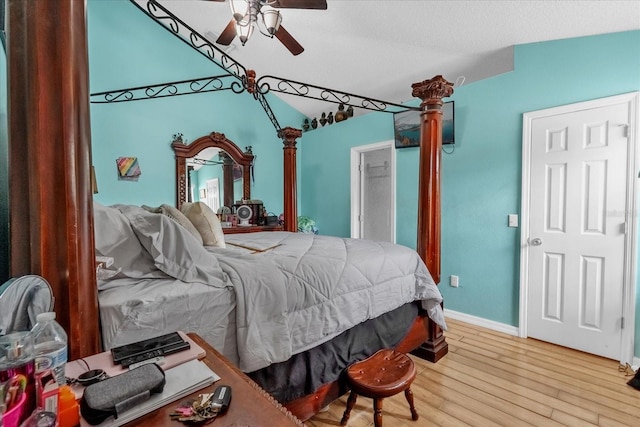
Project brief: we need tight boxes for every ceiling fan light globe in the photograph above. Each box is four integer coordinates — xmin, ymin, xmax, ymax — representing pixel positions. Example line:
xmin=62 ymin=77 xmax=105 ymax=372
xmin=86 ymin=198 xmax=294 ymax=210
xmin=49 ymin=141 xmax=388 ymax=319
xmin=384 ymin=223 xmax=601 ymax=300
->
xmin=230 ymin=0 xmax=249 ymax=20
xmin=236 ymin=22 xmax=254 ymax=45
xmin=262 ymin=9 xmax=282 ymax=36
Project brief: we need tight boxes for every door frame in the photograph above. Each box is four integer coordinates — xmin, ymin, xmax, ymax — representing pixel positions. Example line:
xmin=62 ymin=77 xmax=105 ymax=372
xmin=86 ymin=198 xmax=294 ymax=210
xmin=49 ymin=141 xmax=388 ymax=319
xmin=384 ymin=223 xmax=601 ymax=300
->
xmin=518 ymin=92 xmax=639 ymax=363
xmin=350 ymin=140 xmax=396 ymax=241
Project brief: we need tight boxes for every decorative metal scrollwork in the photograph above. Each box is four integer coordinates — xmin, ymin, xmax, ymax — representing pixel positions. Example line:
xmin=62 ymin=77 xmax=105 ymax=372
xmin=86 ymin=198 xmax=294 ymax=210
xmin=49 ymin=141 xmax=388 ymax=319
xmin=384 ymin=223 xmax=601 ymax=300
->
xmin=231 ymin=80 xmax=247 ymax=94
xmin=130 ymin=0 xmax=247 ymax=81
xmin=256 ymin=75 xmax=420 ymax=114
xmin=90 ymin=75 xmax=235 ymax=103
xmin=189 ymin=157 xmax=224 ymax=166
xmin=189 ymin=76 xmax=226 ymax=93
xmin=104 ymin=91 xmax=135 ymax=103
xmin=144 ymin=84 xmax=178 ymax=98
xmin=255 ymin=92 xmax=282 ymax=132
xmin=102 ymin=0 xmax=423 ymax=134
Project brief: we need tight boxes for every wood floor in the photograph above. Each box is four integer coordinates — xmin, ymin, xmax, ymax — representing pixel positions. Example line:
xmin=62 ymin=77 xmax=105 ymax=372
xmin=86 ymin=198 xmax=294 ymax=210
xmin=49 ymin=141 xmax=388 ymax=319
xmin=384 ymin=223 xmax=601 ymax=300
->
xmin=306 ymin=318 xmax=640 ymax=427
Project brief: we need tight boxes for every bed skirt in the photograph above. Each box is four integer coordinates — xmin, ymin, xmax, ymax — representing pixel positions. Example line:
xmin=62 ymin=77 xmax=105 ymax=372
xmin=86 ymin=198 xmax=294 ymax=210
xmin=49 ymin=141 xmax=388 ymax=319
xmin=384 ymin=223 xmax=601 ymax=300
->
xmin=248 ymin=302 xmax=419 ymax=403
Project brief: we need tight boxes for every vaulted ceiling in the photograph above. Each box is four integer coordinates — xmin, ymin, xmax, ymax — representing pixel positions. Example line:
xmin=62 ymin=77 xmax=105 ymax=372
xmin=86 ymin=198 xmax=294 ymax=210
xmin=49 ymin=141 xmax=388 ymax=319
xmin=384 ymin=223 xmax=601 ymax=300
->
xmin=148 ymin=0 xmax=640 ymax=118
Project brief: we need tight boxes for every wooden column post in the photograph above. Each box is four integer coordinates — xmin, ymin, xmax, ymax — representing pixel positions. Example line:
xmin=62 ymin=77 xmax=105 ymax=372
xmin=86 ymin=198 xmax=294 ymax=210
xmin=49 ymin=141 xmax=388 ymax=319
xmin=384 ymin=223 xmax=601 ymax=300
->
xmin=411 ymin=75 xmax=453 ymax=362
xmin=281 ymin=127 xmax=301 ymax=232
xmin=7 ymin=0 xmax=100 ymax=358
xmin=221 ymin=153 xmax=235 ymax=208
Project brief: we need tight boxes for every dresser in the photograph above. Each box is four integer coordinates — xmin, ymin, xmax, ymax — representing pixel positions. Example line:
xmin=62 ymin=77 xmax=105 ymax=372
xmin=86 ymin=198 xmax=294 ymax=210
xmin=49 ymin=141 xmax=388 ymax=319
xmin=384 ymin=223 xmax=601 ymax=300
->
xmin=223 ymin=225 xmax=284 ymax=234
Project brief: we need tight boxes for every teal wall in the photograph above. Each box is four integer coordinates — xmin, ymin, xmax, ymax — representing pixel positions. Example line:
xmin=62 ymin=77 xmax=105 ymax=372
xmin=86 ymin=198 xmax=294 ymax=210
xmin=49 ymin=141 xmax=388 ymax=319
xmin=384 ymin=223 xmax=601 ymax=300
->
xmin=88 ymin=0 xmax=304 ymax=212
xmin=300 ymin=30 xmax=640 ymax=355
xmin=440 ymin=30 xmax=640 ymax=327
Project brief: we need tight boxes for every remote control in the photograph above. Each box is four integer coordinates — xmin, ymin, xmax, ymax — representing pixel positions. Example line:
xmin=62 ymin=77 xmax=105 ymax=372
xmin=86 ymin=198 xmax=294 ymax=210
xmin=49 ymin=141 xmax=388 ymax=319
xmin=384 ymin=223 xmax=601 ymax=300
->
xmin=120 ymin=349 xmax=163 ymax=368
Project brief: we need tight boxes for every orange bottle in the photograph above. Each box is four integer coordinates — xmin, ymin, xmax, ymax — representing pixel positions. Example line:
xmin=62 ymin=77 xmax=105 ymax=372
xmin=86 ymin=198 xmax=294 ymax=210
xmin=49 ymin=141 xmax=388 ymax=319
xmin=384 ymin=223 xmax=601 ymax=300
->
xmin=57 ymin=385 xmax=80 ymax=427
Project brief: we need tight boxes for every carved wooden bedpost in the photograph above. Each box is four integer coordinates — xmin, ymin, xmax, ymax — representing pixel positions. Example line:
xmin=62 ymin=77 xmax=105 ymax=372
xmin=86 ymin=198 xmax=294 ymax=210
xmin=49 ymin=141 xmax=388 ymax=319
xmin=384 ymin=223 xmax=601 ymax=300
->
xmin=411 ymin=75 xmax=453 ymax=362
xmin=7 ymin=0 xmax=100 ymax=358
xmin=220 ymin=152 xmax=235 ymax=208
xmin=281 ymin=127 xmax=301 ymax=232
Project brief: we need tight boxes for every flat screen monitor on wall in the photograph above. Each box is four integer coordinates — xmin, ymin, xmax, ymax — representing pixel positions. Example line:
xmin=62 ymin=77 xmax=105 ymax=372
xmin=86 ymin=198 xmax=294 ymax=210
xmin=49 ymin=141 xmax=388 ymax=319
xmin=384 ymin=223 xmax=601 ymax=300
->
xmin=394 ymin=101 xmax=455 ymax=149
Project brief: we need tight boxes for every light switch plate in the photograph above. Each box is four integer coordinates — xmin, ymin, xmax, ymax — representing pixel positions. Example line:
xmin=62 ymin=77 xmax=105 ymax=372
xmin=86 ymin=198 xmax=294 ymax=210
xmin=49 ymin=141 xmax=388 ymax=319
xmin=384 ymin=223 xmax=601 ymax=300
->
xmin=508 ymin=214 xmax=518 ymax=228
xmin=450 ymin=275 xmax=459 ymax=287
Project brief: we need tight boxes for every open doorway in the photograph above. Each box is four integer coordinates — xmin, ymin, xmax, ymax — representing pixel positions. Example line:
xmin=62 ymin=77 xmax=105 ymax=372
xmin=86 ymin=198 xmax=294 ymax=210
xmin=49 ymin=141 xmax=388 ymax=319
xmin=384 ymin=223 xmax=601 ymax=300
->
xmin=206 ymin=178 xmax=220 ymax=212
xmin=350 ymin=140 xmax=395 ymax=242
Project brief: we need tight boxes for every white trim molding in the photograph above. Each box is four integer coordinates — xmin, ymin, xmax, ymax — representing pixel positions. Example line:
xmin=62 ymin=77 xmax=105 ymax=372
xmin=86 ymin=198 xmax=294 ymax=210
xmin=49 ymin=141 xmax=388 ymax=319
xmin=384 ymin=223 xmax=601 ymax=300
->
xmin=444 ymin=309 xmax=519 ymax=337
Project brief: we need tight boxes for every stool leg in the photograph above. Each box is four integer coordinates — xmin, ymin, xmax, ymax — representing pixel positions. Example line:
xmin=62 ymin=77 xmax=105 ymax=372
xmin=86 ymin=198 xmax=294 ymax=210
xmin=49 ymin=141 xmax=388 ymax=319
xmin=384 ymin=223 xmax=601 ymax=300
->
xmin=340 ymin=392 xmax=358 ymax=426
xmin=405 ymin=388 xmax=419 ymax=421
xmin=373 ymin=398 xmax=383 ymax=427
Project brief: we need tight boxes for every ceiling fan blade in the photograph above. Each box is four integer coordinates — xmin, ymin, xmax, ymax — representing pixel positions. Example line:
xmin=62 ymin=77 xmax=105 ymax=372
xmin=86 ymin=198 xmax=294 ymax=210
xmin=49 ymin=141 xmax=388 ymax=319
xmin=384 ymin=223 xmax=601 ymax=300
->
xmin=271 ymin=0 xmax=327 ymax=9
xmin=275 ymin=25 xmax=304 ymax=55
xmin=216 ymin=19 xmax=237 ymax=45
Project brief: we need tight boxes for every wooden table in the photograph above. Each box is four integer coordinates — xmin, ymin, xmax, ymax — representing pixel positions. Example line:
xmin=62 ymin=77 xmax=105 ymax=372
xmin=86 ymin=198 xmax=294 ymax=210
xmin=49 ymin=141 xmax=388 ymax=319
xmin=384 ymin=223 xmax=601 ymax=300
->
xmin=126 ymin=333 xmax=304 ymax=426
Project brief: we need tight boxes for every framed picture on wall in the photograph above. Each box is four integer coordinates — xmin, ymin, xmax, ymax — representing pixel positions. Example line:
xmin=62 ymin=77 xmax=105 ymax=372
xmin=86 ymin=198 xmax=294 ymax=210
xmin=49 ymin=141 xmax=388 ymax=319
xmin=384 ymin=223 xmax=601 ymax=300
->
xmin=394 ymin=101 xmax=455 ymax=148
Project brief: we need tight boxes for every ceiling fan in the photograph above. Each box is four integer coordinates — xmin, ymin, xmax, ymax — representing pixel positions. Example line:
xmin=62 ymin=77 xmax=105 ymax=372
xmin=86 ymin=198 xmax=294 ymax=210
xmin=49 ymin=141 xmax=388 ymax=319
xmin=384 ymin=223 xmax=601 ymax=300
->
xmin=206 ymin=0 xmax=327 ymax=56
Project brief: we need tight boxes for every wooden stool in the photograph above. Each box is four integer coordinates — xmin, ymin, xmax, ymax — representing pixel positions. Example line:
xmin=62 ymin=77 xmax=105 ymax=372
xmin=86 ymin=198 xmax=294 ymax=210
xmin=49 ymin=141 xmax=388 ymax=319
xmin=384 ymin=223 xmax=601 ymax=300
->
xmin=340 ymin=349 xmax=418 ymax=427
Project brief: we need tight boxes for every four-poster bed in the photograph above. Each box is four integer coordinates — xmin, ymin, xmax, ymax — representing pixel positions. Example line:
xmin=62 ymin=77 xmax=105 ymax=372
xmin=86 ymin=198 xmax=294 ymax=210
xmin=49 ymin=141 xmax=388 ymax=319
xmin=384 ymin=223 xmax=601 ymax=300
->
xmin=6 ymin=0 xmax=453 ymax=422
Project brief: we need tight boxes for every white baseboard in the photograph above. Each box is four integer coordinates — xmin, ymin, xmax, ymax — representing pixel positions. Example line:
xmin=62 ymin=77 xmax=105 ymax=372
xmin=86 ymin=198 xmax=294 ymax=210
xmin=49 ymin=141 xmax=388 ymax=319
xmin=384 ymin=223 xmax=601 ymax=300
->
xmin=444 ymin=308 xmax=519 ymax=337
xmin=445 ymin=309 xmax=640 ymax=369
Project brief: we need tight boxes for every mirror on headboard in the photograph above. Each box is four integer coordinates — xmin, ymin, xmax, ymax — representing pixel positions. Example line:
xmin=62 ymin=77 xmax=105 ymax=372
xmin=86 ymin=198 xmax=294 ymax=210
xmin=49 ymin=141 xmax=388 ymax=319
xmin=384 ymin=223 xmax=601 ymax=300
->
xmin=172 ymin=132 xmax=254 ymax=211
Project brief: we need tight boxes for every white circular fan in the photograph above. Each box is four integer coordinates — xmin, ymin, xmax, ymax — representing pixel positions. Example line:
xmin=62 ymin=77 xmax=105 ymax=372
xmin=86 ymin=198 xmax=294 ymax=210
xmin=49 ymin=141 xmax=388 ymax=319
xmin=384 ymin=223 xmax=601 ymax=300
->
xmin=217 ymin=206 xmax=231 ymax=215
xmin=237 ymin=205 xmax=253 ymax=226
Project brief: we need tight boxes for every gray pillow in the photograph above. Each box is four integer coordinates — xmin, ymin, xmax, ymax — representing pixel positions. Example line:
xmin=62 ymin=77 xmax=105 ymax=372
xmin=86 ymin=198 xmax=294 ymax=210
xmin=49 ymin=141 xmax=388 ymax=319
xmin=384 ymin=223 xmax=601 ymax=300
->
xmin=93 ymin=202 xmax=167 ymax=280
xmin=117 ymin=205 xmax=226 ymax=286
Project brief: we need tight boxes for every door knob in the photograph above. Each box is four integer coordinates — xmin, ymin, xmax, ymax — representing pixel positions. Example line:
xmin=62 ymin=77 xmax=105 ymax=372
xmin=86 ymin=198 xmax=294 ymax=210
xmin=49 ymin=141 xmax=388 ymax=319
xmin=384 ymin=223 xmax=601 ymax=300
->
xmin=529 ymin=238 xmax=542 ymax=246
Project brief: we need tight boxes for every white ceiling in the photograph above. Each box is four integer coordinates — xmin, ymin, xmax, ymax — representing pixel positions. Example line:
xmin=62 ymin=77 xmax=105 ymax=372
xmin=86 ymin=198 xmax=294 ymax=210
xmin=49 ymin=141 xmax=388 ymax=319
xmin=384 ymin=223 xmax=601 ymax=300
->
xmin=154 ymin=0 xmax=640 ymax=119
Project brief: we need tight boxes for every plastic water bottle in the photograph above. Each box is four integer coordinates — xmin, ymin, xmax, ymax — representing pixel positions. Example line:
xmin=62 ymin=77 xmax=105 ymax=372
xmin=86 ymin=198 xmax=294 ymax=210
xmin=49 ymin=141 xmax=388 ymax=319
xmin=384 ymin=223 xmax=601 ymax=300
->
xmin=32 ymin=312 xmax=68 ymax=386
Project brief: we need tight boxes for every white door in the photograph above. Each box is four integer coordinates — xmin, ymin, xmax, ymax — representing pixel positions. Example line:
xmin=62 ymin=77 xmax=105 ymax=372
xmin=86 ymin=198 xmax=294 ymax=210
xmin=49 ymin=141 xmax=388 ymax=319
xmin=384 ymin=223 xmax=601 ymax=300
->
xmin=206 ymin=178 xmax=220 ymax=212
xmin=520 ymin=93 xmax=638 ymax=361
xmin=350 ymin=141 xmax=395 ymax=242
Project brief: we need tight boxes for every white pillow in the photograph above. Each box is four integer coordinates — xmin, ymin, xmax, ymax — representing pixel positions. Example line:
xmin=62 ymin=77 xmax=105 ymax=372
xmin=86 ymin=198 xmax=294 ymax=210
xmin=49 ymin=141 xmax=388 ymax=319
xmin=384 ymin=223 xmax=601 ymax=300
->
xmin=181 ymin=202 xmax=226 ymax=248
xmin=142 ymin=204 xmax=203 ymax=245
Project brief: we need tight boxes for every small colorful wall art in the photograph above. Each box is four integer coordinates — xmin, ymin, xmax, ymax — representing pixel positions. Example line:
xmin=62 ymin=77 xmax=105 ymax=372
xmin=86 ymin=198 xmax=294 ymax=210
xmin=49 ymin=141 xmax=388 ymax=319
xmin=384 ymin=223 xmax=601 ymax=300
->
xmin=116 ymin=157 xmax=142 ymax=181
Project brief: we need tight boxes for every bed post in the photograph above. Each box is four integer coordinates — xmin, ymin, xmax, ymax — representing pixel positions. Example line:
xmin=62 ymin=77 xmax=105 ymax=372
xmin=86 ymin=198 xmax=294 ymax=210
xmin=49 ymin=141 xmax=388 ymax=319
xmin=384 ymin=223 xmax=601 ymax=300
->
xmin=411 ymin=75 xmax=453 ymax=362
xmin=6 ymin=0 xmax=100 ymax=358
xmin=221 ymin=153 xmax=235 ymax=208
xmin=281 ymin=127 xmax=301 ymax=232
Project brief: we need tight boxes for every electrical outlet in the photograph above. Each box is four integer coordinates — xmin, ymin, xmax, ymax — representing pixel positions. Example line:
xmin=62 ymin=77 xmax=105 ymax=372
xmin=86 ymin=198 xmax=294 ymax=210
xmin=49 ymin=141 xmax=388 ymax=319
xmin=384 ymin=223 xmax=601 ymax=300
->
xmin=450 ymin=275 xmax=459 ymax=288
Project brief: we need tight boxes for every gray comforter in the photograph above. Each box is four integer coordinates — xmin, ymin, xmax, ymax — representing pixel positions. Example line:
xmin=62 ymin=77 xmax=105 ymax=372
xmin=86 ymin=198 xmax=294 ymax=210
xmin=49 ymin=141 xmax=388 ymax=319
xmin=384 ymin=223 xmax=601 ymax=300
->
xmin=219 ymin=232 xmax=446 ymax=371
xmin=95 ymin=204 xmax=445 ymax=372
